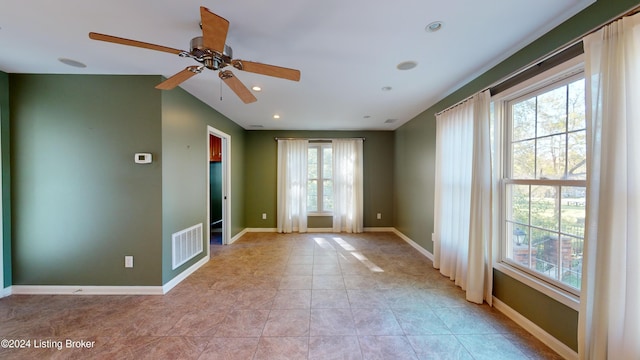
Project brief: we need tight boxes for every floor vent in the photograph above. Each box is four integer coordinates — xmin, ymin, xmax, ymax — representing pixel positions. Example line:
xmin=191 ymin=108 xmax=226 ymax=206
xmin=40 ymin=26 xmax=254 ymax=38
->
xmin=172 ymin=223 xmax=203 ymax=270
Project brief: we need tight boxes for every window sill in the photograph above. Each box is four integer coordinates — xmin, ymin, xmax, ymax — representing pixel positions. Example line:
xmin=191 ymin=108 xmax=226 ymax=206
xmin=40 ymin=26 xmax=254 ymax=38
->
xmin=307 ymin=212 xmax=333 ymax=217
xmin=493 ymin=262 xmax=580 ymax=311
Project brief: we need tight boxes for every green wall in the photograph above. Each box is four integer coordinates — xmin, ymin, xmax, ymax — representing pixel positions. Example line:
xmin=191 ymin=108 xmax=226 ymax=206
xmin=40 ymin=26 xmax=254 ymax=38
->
xmin=7 ymin=73 xmax=246 ymax=288
xmin=394 ymin=0 xmax=640 ymax=351
xmin=244 ymin=130 xmax=394 ymax=229
xmin=1 ymin=71 xmax=10 ymax=288
xmin=160 ymin=87 xmax=245 ymax=284
xmin=10 ymin=74 xmax=163 ymax=285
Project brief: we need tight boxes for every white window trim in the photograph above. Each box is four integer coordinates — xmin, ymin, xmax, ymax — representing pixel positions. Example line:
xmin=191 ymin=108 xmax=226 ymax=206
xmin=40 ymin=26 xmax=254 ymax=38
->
xmin=492 ymin=54 xmax=584 ymax=310
xmin=307 ymin=143 xmax=333 ymax=215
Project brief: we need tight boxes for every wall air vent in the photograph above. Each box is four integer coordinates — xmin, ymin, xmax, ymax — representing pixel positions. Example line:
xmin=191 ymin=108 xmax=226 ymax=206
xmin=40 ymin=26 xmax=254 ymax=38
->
xmin=172 ymin=223 xmax=203 ymax=270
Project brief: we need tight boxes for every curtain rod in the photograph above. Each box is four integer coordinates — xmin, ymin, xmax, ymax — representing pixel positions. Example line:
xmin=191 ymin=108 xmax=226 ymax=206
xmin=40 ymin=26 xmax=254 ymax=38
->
xmin=434 ymin=4 xmax=640 ymax=118
xmin=434 ymin=94 xmax=476 ymax=117
xmin=274 ymin=137 xmax=365 ymax=142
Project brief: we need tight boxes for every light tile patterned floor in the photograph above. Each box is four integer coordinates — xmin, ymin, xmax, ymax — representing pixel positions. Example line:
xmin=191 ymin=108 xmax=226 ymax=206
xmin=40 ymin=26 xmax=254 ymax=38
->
xmin=0 ymin=232 xmax=564 ymax=359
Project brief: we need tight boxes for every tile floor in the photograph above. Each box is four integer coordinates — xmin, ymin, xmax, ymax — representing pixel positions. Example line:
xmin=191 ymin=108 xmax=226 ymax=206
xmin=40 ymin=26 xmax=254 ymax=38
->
xmin=0 ymin=232 xmax=564 ymax=359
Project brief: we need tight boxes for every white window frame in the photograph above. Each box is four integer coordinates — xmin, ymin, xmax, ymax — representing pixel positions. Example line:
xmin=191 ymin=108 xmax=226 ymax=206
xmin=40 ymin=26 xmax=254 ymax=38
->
xmin=307 ymin=143 xmax=333 ymax=215
xmin=492 ymin=55 xmax=585 ymax=310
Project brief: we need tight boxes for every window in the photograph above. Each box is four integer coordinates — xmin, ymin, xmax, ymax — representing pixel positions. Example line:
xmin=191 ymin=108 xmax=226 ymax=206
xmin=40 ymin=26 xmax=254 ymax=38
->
xmin=496 ymin=59 xmax=586 ymax=297
xmin=307 ymin=143 xmax=333 ymax=213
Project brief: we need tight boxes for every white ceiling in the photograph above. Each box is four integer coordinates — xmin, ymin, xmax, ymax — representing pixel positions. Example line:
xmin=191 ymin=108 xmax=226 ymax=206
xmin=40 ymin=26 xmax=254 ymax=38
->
xmin=0 ymin=0 xmax=593 ymax=130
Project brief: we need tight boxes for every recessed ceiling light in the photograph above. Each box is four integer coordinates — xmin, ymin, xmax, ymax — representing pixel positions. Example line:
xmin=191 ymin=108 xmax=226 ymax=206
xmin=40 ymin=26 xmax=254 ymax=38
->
xmin=381 ymin=86 xmax=392 ymax=91
xmin=249 ymin=125 xmax=264 ymax=128
xmin=425 ymin=21 xmax=444 ymax=32
xmin=252 ymin=86 xmax=262 ymax=91
xmin=385 ymin=119 xmax=397 ymax=124
xmin=397 ymin=61 xmax=418 ymax=70
xmin=58 ymin=58 xmax=87 ymax=68
xmin=273 ymin=114 xmax=280 ymax=119
xmin=363 ymin=115 xmax=371 ymax=119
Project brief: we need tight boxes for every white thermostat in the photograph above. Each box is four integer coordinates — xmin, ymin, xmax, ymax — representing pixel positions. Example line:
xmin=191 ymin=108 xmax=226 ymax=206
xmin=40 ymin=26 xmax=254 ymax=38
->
xmin=134 ymin=153 xmax=152 ymax=164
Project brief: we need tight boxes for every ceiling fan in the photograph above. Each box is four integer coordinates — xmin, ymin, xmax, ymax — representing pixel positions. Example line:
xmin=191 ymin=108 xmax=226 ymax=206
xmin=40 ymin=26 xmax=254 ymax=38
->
xmin=89 ymin=6 xmax=301 ymax=104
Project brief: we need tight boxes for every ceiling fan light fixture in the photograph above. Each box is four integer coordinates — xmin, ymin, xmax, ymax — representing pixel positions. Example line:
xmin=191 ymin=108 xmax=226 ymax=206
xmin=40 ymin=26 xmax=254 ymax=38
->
xmin=58 ymin=58 xmax=87 ymax=68
xmin=397 ymin=61 xmax=417 ymax=70
xmin=426 ymin=21 xmax=444 ymax=32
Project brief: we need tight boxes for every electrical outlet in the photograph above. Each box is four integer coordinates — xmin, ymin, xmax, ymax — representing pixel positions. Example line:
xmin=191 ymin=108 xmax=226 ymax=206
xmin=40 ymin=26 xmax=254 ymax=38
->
xmin=376 ymin=213 xmax=382 ymax=220
xmin=125 ymin=256 xmax=134 ymax=268
xmin=262 ymin=213 xmax=267 ymax=220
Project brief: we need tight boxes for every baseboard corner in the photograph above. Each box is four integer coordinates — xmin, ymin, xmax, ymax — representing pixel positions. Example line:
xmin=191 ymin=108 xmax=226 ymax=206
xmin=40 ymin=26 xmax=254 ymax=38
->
xmin=492 ymin=296 xmax=578 ymax=360
xmin=392 ymin=228 xmax=434 ymax=261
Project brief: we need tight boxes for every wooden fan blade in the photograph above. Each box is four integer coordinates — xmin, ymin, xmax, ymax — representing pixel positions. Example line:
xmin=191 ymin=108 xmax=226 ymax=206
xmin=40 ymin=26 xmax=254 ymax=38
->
xmin=155 ymin=67 xmax=201 ymax=90
xmin=219 ymin=70 xmax=257 ymax=104
xmin=200 ymin=6 xmax=229 ymax=53
xmin=232 ymin=60 xmax=301 ymax=81
xmin=89 ymin=32 xmax=184 ymax=55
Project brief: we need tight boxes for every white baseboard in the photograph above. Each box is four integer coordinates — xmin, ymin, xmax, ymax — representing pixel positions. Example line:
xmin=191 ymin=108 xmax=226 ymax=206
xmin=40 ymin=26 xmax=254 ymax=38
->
xmin=392 ymin=228 xmax=434 ymax=261
xmin=243 ymin=228 xmax=335 ymax=233
xmin=493 ymin=297 xmax=577 ymax=360
xmin=162 ymin=254 xmax=210 ymax=294
xmin=242 ymin=227 xmax=398 ymax=234
xmin=243 ymin=228 xmax=276 ymax=234
xmin=364 ymin=227 xmax=396 ymax=232
xmin=7 ymin=253 xmax=212 ymax=297
xmin=229 ymin=228 xmax=250 ymax=244
xmin=10 ymin=285 xmax=164 ymax=296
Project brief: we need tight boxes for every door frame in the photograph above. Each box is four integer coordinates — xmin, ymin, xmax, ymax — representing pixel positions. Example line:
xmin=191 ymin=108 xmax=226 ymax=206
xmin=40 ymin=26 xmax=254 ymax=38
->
xmin=207 ymin=126 xmax=231 ymax=247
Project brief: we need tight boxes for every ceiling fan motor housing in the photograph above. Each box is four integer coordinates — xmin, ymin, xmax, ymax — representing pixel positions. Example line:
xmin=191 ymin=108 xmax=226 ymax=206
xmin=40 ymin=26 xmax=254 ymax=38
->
xmin=190 ymin=36 xmax=232 ymax=70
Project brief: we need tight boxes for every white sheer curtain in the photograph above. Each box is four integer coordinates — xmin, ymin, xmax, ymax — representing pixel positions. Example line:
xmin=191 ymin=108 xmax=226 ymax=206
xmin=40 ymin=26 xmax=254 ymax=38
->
xmin=332 ymin=139 xmax=364 ymax=233
xmin=578 ymin=12 xmax=640 ymax=360
xmin=433 ymin=90 xmax=492 ymax=304
xmin=277 ymin=139 xmax=309 ymax=233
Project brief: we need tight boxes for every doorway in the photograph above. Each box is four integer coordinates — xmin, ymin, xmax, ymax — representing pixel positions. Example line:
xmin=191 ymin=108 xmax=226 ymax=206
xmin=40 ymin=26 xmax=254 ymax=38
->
xmin=208 ymin=126 xmax=231 ymax=247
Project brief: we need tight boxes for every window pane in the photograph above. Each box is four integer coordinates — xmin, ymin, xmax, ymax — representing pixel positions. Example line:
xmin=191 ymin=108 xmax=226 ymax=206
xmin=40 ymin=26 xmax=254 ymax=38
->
xmin=323 ymin=147 xmax=332 ymax=179
xmin=537 ymin=86 xmax=567 ymax=138
xmin=507 ymin=221 xmax=531 ymax=268
xmin=512 ymin=98 xmax=536 ymax=141
xmin=561 ymin=187 xmax=585 ymax=238
xmin=560 ymin=235 xmax=583 ymax=289
xmin=323 ymin=180 xmax=333 ymax=211
xmin=568 ymin=79 xmax=585 ymax=132
xmin=308 ymin=148 xmax=318 ymax=179
xmin=512 ymin=140 xmax=535 ymax=179
xmin=530 ymin=185 xmax=558 ymax=231
xmin=532 ymin=228 xmax=559 ymax=281
xmin=567 ymin=130 xmax=586 ymax=180
xmin=307 ymin=180 xmax=318 ymax=211
xmin=507 ymin=184 xmax=530 ymax=225
xmin=536 ymin=134 xmax=566 ymax=179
